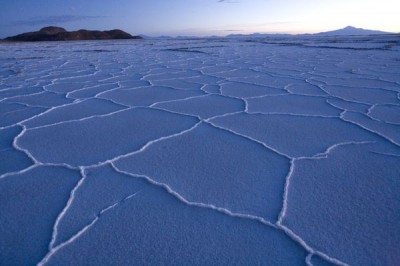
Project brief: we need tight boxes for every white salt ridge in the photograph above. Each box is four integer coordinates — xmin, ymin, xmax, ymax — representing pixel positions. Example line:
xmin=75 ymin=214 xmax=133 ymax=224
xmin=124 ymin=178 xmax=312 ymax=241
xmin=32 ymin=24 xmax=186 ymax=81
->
xmin=368 ymin=104 xmax=400 ymax=124
xmin=17 ymin=107 xmax=199 ymax=166
xmin=153 ymin=94 xmax=245 ymax=119
xmin=22 ymin=98 xmax=126 ymax=128
xmin=99 ymin=85 xmax=205 ymax=107
xmin=0 ymin=36 xmax=399 ymax=265
xmin=247 ymin=94 xmax=342 ymax=116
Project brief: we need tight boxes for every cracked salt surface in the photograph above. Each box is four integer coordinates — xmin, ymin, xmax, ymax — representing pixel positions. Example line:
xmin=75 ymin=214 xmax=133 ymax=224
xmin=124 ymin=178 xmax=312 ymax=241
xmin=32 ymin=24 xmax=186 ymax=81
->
xmin=0 ymin=35 xmax=399 ymax=265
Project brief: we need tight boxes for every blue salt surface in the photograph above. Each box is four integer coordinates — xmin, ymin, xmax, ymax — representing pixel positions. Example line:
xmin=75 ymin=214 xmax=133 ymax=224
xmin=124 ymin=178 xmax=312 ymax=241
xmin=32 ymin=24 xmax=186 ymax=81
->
xmin=0 ymin=126 xmax=21 ymax=149
xmin=285 ymin=82 xmax=328 ymax=96
xmin=45 ymin=82 xmax=90 ymax=94
xmin=23 ymin=98 xmax=126 ymax=128
xmin=115 ymin=123 xmax=289 ymax=221
xmin=230 ymin=76 xmax=301 ymax=89
xmin=66 ymin=83 xmax=119 ymax=99
xmin=220 ymin=81 xmax=286 ymax=98
xmin=143 ymin=69 xmax=201 ymax=80
xmin=315 ymin=76 xmax=400 ymax=91
xmin=17 ymin=108 xmax=199 ymax=166
xmin=0 ymin=166 xmax=81 ymax=265
xmin=3 ymin=91 xmax=73 ymax=108
xmin=201 ymin=84 xmax=221 ymax=94
xmin=58 ymin=73 xmax=113 ymax=83
xmin=0 ymin=86 xmax=44 ymax=99
xmin=247 ymin=94 xmax=341 ymax=116
xmin=0 ymin=148 xmax=33 ymax=175
xmin=343 ymin=111 xmax=400 ymax=146
xmin=322 ymin=85 xmax=399 ymax=104
xmin=183 ymin=75 xmax=223 ymax=85
xmin=326 ymin=98 xmax=370 ymax=113
xmin=44 ymin=166 xmax=307 ymax=265
xmin=118 ymin=80 xmax=150 ymax=88
xmin=1 ymin=37 xmax=399 ymax=265
xmin=0 ymin=105 xmax=47 ymax=127
xmin=210 ymin=113 xmax=379 ymax=158
xmin=51 ymin=165 xmax=149 ymax=247
xmin=154 ymin=94 xmax=244 ymax=119
xmin=0 ymin=102 xmax=27 ymax=113
xmin=214 ymin=68 xmax=260 ymax=79
xmin=282 ymin=143 xmax=400 ymax=265
xmin=150 ymin=79 xmax=204 ymax=90
xmin=0 ymin=126 xmax=32 ymax=174
xmin=369 ymin=104 xmax=400 ymax=124
xmin=310 ymin=255 xmax=337 ymax=266
xmin=99 ymin=86 xmax=204 ymax=107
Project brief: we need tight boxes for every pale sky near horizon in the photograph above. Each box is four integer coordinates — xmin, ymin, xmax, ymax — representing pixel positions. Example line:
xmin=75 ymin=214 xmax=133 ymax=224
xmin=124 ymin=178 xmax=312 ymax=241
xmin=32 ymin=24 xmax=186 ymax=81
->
xmin=0 ymin=0 xmax=399 ymax=38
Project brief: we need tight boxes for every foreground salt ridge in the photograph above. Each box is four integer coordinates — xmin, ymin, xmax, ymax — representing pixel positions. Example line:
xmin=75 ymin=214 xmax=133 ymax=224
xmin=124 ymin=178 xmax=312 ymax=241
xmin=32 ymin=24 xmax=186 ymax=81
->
xmin=0 ymin=36 xmax=399 ymax=265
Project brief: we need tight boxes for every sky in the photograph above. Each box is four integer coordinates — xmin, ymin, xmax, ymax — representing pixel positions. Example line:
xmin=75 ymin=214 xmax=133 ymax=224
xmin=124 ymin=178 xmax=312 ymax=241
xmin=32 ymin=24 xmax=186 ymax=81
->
xmin=0 ymin=0 xmax=399 ymax=38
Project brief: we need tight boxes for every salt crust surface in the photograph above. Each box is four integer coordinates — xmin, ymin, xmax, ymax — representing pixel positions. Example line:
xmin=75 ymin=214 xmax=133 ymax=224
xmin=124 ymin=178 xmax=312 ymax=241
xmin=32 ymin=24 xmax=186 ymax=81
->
xmin=1 ymin=36 xmax=399 ymax=265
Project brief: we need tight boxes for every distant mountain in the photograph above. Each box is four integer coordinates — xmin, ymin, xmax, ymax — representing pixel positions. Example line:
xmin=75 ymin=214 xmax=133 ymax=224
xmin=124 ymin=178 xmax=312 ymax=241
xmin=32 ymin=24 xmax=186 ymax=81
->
xmin=3 ymin=26 xmax=143 ymax=42
xmin=315 ymin=26 xmax=391 ymax=36
xmin=227 ymin=33 xmax=292 ymax=38
xmin=139 ymin=34 xmax=174 ymax=39
xmin=225 ymin=26 xmax=393 ymax=38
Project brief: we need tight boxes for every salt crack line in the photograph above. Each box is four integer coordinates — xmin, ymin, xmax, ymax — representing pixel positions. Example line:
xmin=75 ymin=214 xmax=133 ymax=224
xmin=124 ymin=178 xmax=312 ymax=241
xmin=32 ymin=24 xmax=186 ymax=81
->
xmin=244 ymin=93 xmax=291 ymax=101
xmin=0 ymin=164 xmax=39 ymax=180
xmin=109 ymin=164 xmax=277 ymax=228
xmin=150 ymin=106 xmax=203 ymax=120
xmin=0 ymin=90 xmax=46 ymax=103
xmin=150 ymin=93 xmax=209 ymax=108
xmin=277 ymin=141 xmax=375 ymax=223
xmin=340 ymin=111 xmax=400 ymax=147
xmin=111 ymin=164 xmax=349 ymax=266
xmin=305 ymin=253 xmax=314 ymax=266
xmin=88 ymin=121 xmax=203 ymax=169
xmin=370 ymin=151 xmax=400 ymax=157
xmin=13 ymin=125 xmax=40 ymax=164
xmin=204 ymin=110 xmax=244 ymax=122
xmin=277 ymin=158 xmax=296 ymax=224
xmin=16 ymin=100 xmax=85 ymax=126
xmin=25 ymin=106 xmax=136 ymax=130
xmin=276 ymin=141 xmax=375 ymax=266
xmin=246 ymin=111 xmax=339 ymax=119
xmin=55 ymin=70 xmax=100 ymax=82
xmin=304 ymin=140 xmax=376 ymax=160
xmin=277 ymin=225 xmax=349 ymax=266
xmin=205 ymin=120 xmax=292 ymax=159
xmin=151 ymin=102 xmax=246 ymax=123
xmin=38 ymin=189 xmax=141 ymax=266
xmin=326 ymin=98 xmax=370 ymax=112
xmin=48 ymin=167 xmax=87 ymax=251
xmin=65 ymin=82 xmax=121 ymax=99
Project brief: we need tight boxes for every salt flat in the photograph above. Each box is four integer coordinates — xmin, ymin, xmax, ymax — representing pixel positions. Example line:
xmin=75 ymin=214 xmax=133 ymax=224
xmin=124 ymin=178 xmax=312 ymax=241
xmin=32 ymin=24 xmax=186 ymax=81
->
xmin=0 ymin=35 xmax=399 ymax=265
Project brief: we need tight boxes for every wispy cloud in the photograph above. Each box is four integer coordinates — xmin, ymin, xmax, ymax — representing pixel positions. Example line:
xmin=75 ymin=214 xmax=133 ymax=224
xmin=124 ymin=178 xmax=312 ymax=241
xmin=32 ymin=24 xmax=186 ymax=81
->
xmin=218 ymin=0 xmax=239 ymax=3
xmin=8 ymin=15 xmax=107 ymax=27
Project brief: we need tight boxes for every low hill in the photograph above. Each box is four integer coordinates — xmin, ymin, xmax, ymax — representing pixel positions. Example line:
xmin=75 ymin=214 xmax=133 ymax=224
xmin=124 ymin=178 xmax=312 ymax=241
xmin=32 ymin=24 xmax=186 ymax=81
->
xmin=3 ymin=26 xmax=142 ymax=42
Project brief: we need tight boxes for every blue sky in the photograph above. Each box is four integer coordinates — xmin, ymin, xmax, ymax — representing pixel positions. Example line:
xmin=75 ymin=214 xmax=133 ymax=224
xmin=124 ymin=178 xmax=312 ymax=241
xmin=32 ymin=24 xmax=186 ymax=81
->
xmin=0 ymin=0 xmax=399 ymax=38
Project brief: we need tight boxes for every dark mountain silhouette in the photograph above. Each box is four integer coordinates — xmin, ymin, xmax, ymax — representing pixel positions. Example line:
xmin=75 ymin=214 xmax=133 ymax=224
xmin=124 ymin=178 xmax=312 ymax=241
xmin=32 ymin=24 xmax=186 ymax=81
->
xmin=3 ymin=26 xmax=142 ymax=42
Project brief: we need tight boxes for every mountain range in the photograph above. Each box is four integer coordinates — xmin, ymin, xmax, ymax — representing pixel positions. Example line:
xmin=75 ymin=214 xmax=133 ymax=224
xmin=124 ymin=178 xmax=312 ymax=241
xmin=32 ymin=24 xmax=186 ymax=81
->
xmin=2 ymin=26 xmax=396 ymax=41
xmin=227 ymin=26 xmax=393 ymax=38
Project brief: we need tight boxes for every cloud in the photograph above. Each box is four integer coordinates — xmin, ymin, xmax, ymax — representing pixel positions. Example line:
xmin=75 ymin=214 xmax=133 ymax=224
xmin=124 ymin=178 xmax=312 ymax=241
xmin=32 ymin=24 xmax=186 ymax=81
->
xmin=218 ymin=0 xmax=239 ymax=3
xmin=8 ymin=15 xmax=107 ymax=27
